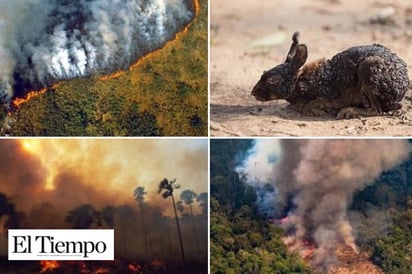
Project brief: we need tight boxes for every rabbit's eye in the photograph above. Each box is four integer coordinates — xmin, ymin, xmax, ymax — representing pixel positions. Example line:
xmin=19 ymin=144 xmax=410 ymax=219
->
xmin=267 ymin=75 xmax=282 ymax=85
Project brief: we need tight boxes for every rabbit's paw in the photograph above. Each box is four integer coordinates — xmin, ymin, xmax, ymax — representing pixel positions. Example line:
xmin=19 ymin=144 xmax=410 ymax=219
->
xmin=301 ymin=98 xmax=331 ymax=116
xmin=337 ymin=107 xmax=359 ymax=119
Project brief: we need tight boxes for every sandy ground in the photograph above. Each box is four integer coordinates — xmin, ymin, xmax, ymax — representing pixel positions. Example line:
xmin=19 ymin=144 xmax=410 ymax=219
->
xmin=210 ymin=0 xmax=412 ymax=136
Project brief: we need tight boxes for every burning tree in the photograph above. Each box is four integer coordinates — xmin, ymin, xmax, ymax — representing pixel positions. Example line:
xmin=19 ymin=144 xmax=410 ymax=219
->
xmin=157 ymin=178 xmax=185 ymax=264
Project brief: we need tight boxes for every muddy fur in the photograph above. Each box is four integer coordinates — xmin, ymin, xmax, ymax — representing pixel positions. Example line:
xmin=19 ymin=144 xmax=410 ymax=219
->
xmin=251 ymin=32 xmax=409 ymax=119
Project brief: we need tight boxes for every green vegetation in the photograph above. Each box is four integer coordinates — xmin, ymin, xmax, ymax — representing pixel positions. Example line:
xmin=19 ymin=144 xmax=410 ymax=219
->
xmin=211 ymin=139 xmax=412 ymax=274
xmin=210 ymin=140 xmax=313 ymax=274
xmin=368 ymin=206 xmax=412 ymax=274
xmin=351 ymin=149 xmax=412 ymax=274
xmin=4 ymin=0 xmax=207 ymax=136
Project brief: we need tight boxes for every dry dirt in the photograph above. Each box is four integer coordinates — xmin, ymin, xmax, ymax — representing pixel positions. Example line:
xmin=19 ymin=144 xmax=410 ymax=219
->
xmin=210 ymin=0 xmax=412 ymax=136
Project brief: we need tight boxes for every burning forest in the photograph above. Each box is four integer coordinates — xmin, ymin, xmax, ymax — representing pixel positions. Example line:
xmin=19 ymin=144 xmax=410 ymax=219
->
xmin=0 ymin=0 xmax=195 ymax=101
xmin=211 ymin=139 xmax=412 ymax=273
xmin=0 ymin=0 xmax=207 ymax=136
xmin=0 ymin=139 xmax=208 ymax=273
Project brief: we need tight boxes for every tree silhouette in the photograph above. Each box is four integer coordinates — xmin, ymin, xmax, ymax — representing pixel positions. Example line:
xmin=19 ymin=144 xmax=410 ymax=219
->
xmin=65 ymin=204 xmax=98 ymax=228
xmin=176 ymin=200 xmax=185 ymax=215
xmin=99 ymin=205 xmax=115 ymax=227
xmin=0 ymin=193 xmax=13 ymax=217
xmin=0 ymin=192 xmax=22 ymax=229
xmin=134 ymin=186 xmax=147 ymax=209
xmin=180 ymin=189 xmax=197 ymax=216
xmin=113 ymin=205 xmax=135 ymax=257
xmin=158 ymin=178 xmax=185 ymax=264
xmin=133 ymin=186 xmax=149 ymax=253
xmin=197 ymin=192 xmax=208 ymax=216
xmin=181 ymin=189 xmax=200 ymax=252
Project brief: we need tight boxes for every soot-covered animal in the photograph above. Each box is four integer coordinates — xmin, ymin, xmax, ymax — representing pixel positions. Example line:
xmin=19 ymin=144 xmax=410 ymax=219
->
xmin=251 ymin=32 xmax=409 ymax=119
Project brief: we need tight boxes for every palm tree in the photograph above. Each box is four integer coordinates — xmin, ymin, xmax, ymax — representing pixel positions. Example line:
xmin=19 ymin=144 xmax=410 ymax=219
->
xmin=133 ymin=186 xmax=149 ymax=253
xmin=158 ymin=178 xmax=185 ymax=264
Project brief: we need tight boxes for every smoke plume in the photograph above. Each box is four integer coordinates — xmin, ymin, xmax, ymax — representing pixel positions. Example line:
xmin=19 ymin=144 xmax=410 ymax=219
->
xmin=239 ymin=139 xmax=410 ymax=268
xmin=0 ymin=139 xmax=207 ymax=261
xmin=0 ymin=0 xmax=193 ymax=101
xmin=236 ymin=140 xmax=280 ymax=215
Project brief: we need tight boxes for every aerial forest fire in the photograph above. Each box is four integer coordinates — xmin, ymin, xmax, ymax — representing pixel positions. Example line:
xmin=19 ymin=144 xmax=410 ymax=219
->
xmin=237 ymin=139 xmax=410 ymax=272
xmin=0 ymin=0 xmax=200 ymax=108
xmin=0 ymin=139 xmax=208 ymax=273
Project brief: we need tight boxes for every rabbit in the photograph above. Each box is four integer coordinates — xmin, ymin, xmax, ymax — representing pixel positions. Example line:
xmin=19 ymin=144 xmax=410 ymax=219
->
xmin=251 ymin=32 xmax=410 ymax=119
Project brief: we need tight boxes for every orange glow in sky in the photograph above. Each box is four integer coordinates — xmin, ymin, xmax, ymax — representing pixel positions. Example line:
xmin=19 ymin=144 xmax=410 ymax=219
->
xmin=17 ymin=139 xmax=207 ymax=203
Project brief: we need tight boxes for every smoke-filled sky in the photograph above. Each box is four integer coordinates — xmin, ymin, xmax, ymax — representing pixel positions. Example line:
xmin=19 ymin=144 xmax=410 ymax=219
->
xmin=237 ymin=139 xmax=411 ymax=268
xmin=0 ymin=0 xmax=193 ymax=101
xmin=0 ymin=138 xmax=207 ymax=215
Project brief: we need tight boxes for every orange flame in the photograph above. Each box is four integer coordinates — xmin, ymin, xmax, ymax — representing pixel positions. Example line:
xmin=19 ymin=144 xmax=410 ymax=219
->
xmin=11 ymin=0 xmax=200 ymax=107
xmin=12 ymin=83 xmax=59 ymax=108
xmin=13 ymin=88 xmax=47 ymax=108
xmin=128 ymin=262 xmax=142 ymax=273
xmin=194 ymin=0 xmax=200 ymax=17
xmin=99 ymin=70 xmax=123 ymax=81
xmin=92 ymin=267 xmax=110 ymax=274
xmin=40 ymin=260 xmax=60 ymax=273
xmin=102 ymin=0 xmax=200 ymax=79
xmin=280 ymin=216 xmax=290 ymax=224
xmin=301 ymin=239 xmax=316 ymax=259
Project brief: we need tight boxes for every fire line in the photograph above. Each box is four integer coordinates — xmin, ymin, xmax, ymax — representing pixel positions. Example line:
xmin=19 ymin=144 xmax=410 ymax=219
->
xmin=11 ymin=0 xmax=201 ymax=109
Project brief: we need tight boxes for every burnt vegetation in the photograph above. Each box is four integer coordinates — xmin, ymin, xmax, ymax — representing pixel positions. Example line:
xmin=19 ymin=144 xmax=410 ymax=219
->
xmin=210 ymin=139 xmax=412 ymax=273
xmin=0 ymin=184 xmax=208 ymax=274
xmin=210 ymin=140 xmax=311 ymax=273
xmin=1 ymin=0 xmax=207 ymax=136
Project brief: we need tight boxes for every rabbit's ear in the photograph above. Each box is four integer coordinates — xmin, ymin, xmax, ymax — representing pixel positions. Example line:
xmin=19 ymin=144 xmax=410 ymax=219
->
xmin=289 ymin=44 xmax=307 ymax=69
xmin=285 ymin=31 xmax=300 ymax=62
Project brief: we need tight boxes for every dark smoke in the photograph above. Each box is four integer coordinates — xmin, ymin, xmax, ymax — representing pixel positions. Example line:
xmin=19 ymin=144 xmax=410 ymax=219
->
xmin=239 ymin=139 xmax=410 ymax=269
xmin=0 ymin=139 xmax=207 ymax=262
xmin=0 ymin=0 xmax=193 ymax=101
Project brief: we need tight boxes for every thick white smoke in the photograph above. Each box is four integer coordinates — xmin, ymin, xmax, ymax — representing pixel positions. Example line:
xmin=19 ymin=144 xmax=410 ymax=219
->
xmin=0 ymin=0 xmax=193 ymax=101
xmin=236 ymin=140 xmax=280 ymax=215
xmin=239 ymin=139 xmax=410 ymax=269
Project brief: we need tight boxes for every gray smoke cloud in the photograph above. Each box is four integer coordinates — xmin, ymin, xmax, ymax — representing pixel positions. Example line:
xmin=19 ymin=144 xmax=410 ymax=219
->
xmin=0 ymin=0 xmax=193 ymax=101
xmin=235 ymin=140 xmax=280 ymax=215
xmin=239 ymin=139 xmax=410 ymax=268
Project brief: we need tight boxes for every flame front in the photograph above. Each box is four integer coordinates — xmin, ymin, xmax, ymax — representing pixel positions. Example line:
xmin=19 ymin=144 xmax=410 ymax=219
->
xmin=12 ymin=83 xmax=59 ymax=108
xmin=40 ymin=260 xmax=60 ymax=273
xmin=13 ymin=88 xmax=47 ymax=108
xmin=301 ymin=239 xmax=316 ymax=260
xmin=92 ymin=267 xmax=110 ymax=274
xmin=128 ymin=262 xmax=142 ymax=273
xmin=10 ymin=0 xmax=201 ymax=108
